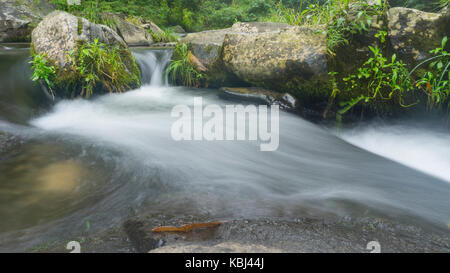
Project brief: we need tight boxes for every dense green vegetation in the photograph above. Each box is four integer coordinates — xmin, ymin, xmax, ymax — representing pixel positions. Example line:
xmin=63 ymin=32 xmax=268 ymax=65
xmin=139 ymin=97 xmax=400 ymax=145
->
xmin=49 ymin=0 xmax=447 ymax=32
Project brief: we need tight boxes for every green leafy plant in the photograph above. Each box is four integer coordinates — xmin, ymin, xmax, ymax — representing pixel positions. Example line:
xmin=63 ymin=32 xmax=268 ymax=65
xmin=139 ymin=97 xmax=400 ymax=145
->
xmin=166 ymin=43 xmax=203 ymax=87
xmin=339 ymin=45 xmax=415 ymax=118
xmin=413 ymin=36 xmax=450 ymax=112
xmin=29 ymin=54 xmax=56 ymax=97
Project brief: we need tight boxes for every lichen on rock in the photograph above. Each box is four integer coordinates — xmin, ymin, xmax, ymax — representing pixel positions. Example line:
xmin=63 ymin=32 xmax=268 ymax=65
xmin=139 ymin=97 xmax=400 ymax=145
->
xmin=387 ymin=7 xmax=450 ymax=68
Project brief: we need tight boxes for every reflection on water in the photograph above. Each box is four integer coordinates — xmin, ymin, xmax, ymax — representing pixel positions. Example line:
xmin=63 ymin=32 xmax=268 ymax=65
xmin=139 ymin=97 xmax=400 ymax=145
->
xmin=0 ymin=143 xmax=99 ymax=232
xmin=38 ymin=159 xmax=83 ymax=192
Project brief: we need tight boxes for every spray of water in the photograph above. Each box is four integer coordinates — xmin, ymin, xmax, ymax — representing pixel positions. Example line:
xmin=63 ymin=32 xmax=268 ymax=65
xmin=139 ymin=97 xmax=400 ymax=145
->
xmin=341 ymin=125 xmax=450 ymax=183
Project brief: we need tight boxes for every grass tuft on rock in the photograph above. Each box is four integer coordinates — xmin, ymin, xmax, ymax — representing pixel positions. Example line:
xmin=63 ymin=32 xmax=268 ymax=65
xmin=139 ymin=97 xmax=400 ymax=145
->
xmin=30 ymin=38 xmax=141 ymax=98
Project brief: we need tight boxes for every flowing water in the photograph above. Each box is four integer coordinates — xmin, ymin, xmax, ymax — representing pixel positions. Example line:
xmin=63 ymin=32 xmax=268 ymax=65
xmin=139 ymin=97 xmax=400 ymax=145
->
xmin=0 ymin=44 xmax=449 ymax=252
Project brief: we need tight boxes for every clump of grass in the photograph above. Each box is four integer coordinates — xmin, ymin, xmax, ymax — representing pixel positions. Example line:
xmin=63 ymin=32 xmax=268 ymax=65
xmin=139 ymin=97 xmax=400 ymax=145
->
xmin=166 ymin=43 xmax=203 ymax=87
xmin=69 ymin=38 xmax=140 ymax=98
xmin=31 ymin=38 xmax=140 ymax=99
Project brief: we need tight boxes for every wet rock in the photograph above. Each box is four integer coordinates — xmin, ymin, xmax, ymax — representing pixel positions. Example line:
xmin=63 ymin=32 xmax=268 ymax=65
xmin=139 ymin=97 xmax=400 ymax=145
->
xmin=123 ymin=219 xmax=163 ymax=253
xmin=387 ymin=7 xmax=450 ymax=67
xmin=219 ymin=87 xmax=298 ymax=111
xmin=101 ymin=12 xmax=154 ymax=46
xmin=0 ymin=132 xmax=21 ymax=157
xmin=151 ymin=42 xmax=176 ymax=48
xmin=0 ymin=0 xmax=54 ymax=42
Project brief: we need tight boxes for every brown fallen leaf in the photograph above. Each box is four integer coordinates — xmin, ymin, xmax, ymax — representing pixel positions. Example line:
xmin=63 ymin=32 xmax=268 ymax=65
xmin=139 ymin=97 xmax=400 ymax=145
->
xmin=152 ymin=221 xmax=222 ymax=233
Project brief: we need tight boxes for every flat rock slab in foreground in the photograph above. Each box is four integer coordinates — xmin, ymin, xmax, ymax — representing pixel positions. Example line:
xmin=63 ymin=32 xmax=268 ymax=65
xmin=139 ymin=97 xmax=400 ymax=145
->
xmin=149 ymin=242 xmax=283 ymax=253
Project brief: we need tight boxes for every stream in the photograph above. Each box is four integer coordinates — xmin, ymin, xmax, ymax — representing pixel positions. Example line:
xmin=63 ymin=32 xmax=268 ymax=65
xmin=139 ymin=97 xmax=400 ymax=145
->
xmin=0 ymin=44 xmax=449 ymax=252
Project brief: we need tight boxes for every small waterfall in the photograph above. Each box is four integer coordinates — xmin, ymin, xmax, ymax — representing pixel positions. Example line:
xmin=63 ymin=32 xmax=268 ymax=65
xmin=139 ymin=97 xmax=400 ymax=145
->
xmin=133 ymin=49 xmax=172 ymax=87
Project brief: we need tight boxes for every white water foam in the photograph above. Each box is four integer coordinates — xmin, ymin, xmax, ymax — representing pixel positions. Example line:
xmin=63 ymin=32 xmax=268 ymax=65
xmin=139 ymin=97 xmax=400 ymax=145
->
xmin=342 ymin=125 xmax=450 ymax=183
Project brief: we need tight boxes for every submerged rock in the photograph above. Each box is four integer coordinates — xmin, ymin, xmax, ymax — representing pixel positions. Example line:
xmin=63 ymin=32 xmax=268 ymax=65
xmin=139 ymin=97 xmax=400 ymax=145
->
xmin=0 ymin=131 xmax=21 ymax=157
xmin=31 ymin=11 xmax=141 ymax=98
xmin=0 ymin=0 xmax=53 ymax=42
xmin=123 ymin=219 xmax=163 ymax=253
xmin=387 ymin=7 xmax=450 ymax=67
xmin=100 ymin=12 xmax=154 ymax=46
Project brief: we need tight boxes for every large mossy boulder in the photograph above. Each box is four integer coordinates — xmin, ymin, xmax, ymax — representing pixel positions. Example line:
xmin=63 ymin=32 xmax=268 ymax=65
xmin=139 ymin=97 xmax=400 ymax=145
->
xmin=181 ymin=22 xmax=293 ymax=73
xmin=31 ymin=11 xmax=141 ymax=98
xmin=0 ymin=0 xmax=54 ymax=42
xmin=100 ymin=12 xmax=154 ymax=46
xmin=180 ymin=22 xmax=328 ymax=92
xmin=222 ymin=25 xmax=327 ymax=88
xmin=387 ymin=7 xmax=450 ymax=68
xmin=222 ymin=23 xmax=329 ymax=107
